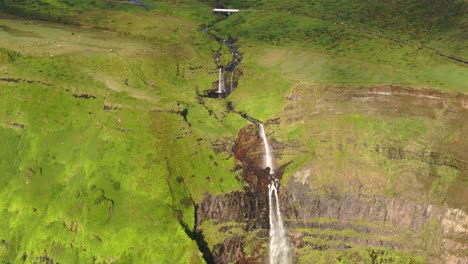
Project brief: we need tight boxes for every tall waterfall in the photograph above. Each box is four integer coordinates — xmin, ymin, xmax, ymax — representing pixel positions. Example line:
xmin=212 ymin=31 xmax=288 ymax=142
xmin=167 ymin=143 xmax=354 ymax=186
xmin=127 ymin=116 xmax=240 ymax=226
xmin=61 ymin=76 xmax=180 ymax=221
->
xmin=217 ymin=68 xmax=225 ymax=93
xmin=258 ymin=123 xmax=291 ymax=264
xmin=268 ymin=183 xmax=292 ymax=264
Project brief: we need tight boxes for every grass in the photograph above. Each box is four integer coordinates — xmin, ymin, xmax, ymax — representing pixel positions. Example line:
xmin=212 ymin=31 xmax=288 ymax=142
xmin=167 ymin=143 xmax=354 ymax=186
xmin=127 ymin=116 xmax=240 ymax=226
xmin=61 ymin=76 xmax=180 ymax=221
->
xmin=214 ymin=14 xmax=467 ymax=93
xmin=0 ymin=82 xmax=203 ymax=263
xmin=189 ymin=8 xmax=468 ymax=129
xmin=198 ymin=220 xmax=247 ymax=250
xmin=0 ymin=0 xmax=466 ymax=263
xmin=0 ymin=6 xmax=243 ymax=262
xmin=273 ymin=84 xmax=467 ymax=262
xmin=219 ymin=0 xmax=467 ymax=56
xmin=290 ymin=218 xmax=428 ymax=263
xmin=295 ymin=247 xmax=425 ymax=264
xmin=277 ymin=85 xmax=466 ymax=204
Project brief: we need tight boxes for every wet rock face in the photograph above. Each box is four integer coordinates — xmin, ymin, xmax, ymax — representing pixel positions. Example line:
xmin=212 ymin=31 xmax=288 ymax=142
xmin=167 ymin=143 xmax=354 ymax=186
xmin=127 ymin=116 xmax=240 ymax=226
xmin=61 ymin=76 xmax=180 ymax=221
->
xmin=233 ymin=124 xmax=272 ymax=193
xmin=196 ymin=122 xmax=279 ymax=263
xmin=232 ymin=124 xmax=287 ymax=192
xmin=233 ymin=124 xmax=262 ymax=166
xmin=198 ymin=123 xmax=287 ymax=230
xmin=202 ymin=75 xmax=240 ymax=99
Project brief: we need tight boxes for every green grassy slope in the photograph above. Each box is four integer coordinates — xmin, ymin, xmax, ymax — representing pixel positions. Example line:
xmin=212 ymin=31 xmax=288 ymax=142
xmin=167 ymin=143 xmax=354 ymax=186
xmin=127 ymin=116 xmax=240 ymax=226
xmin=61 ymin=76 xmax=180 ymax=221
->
xmin=0 ymin=0 xmax=467 ymax=263
xmin=209 ymin=0 xmax=467 ymax=120
xmin=0 ymin=3 xmax=243 ymax=262
xmin=219 ymin=0 xmax=467 ymax=56
xmin=0 ymin=81 xmax=203 ymax=263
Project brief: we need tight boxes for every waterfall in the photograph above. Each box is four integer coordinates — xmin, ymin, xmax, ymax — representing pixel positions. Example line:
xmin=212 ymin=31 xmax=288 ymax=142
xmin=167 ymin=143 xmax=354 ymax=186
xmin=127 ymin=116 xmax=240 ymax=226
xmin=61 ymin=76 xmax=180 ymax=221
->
xmin=217 ymin=68 xmax=225 ymax=93
xmin=230 ymin=70 xmax=234 ymax=92
xmin=258 ymin=123 xmax=292 ymax=264
xmin=269 ymin=184 xmax=292 ymax=264
xmin=258 ymin=123 xmax=274 ymax=174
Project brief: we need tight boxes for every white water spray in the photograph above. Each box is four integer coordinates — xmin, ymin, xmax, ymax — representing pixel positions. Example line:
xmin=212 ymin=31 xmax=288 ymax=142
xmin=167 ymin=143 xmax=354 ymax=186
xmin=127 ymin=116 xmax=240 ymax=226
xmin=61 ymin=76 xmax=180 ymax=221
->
xmin=217 ymin=68 xmax=225 ymax=93
xmin=268 ymin=184 xmax=292 ymax=264
xmin=258 ymin=123 xmax=291 ymax=264
xmin=258 ymin=123 xmax=274 ymax=174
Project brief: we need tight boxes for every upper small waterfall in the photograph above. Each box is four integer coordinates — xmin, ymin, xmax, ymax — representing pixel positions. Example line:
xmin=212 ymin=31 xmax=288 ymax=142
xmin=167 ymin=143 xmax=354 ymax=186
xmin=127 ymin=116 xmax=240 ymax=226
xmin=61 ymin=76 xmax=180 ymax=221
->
xmin=258 ymin=123 xmax=274 ymax=174
xmin=230 ymin=71 xmax=234 ymax=92
xmin=217 ymin=68 xmax=226 ymax=93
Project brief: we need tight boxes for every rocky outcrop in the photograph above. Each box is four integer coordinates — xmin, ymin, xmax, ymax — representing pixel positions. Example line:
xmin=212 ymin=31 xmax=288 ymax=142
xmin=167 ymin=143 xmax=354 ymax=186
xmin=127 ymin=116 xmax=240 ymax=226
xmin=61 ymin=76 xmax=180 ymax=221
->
xmin=277 ymin=84 xmax=468 ymax=262
xmin=0 ymin=77 xmax=51 ymax=86
xmin=3 ymin=121 xmax=25 ymax=129
xmin=282 ymin=177 xmax=434 ymax=232
xmin=442 ymin=209 xmax=468 ymax=236
xmin=279 ymin=171 xmax=468 ymax=262
xmin=72 ymin=93 xmax=97 ymax=99
xmin=440 ymin=208 xmax=468 ymax=263
xmin=198 ymin=85 xmax=468 ymax=263
xmin=197 ymin=191 xmax=269 ymax=230
xmin=212 ymin=236 xmax=246 ymax=264
xmin=196 ymin=123 xmax=276 ymax=263
xmin=198 ymin=123 xmax=283 ymax=230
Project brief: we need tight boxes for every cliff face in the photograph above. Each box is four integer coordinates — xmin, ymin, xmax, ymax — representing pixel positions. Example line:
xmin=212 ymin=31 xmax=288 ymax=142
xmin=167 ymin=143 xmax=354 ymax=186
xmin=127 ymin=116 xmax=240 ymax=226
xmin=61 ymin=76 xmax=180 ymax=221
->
xmin=282 ymin=176 xmax=468 ymax=263
xmin=197 ymin=85 xmax=468 ymax=263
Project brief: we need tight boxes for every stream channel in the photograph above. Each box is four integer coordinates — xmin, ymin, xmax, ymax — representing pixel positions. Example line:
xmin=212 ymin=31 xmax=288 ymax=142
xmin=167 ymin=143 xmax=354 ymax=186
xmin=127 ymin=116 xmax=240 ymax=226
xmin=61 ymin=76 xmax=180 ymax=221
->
xmin=199 ymin=7 xmax=292 ymax=264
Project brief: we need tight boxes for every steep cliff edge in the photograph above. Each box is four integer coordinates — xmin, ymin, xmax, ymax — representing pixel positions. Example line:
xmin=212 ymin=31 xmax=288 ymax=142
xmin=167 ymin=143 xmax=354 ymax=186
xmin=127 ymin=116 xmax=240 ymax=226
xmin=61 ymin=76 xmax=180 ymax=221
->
xmin=197 ymin=85 xmax=468 ymax=263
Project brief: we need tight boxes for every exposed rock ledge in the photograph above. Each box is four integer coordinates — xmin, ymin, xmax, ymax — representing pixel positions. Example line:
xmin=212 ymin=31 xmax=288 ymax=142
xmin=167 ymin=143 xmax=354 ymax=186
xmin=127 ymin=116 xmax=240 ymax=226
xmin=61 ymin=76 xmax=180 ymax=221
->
xmin=197 ymin=84 xmax=468 ymax=263
xmin=282 ymin=168 xmax=468 ymax=262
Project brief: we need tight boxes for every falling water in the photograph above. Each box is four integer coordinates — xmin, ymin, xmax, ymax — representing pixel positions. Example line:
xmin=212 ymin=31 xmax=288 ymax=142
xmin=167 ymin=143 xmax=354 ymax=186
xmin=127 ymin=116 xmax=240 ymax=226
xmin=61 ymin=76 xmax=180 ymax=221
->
xmin=230 ymin=70 xmax=234 ymax=92
xmin=258 ymin=123 xmax=291 ymax=264
xmin=217 ymin=68 xmax=225 ymax=93
xmin=258 ymin=123 xmax=274 ymax=173
xmin=268 ymin=183 xmax=292 ymax=264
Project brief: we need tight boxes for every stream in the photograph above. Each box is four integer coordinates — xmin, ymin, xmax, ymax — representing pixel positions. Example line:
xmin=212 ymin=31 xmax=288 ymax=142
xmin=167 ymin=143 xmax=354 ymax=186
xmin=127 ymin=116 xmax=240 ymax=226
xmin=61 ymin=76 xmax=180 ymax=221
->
xmin=202 ymin=8 xmax=292 ymax=264
xmin=201 ymin=18 xmax=242 ymax=98
xmin=259 ymin=123 xmax=292 ymax=264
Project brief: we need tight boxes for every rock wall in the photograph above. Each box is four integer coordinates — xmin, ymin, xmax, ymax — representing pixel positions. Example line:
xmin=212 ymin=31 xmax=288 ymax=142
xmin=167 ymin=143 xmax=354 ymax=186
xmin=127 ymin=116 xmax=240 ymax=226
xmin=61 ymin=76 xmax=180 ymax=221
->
xmin=197 ymin=85 xmax=468 ymax=263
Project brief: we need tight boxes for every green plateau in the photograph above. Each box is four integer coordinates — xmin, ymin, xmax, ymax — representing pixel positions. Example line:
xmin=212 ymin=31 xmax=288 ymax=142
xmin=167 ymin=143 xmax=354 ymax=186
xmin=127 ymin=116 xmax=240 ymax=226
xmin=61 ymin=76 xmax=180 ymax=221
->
xmin=0 ymin=0 xmax=467 ymax=263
